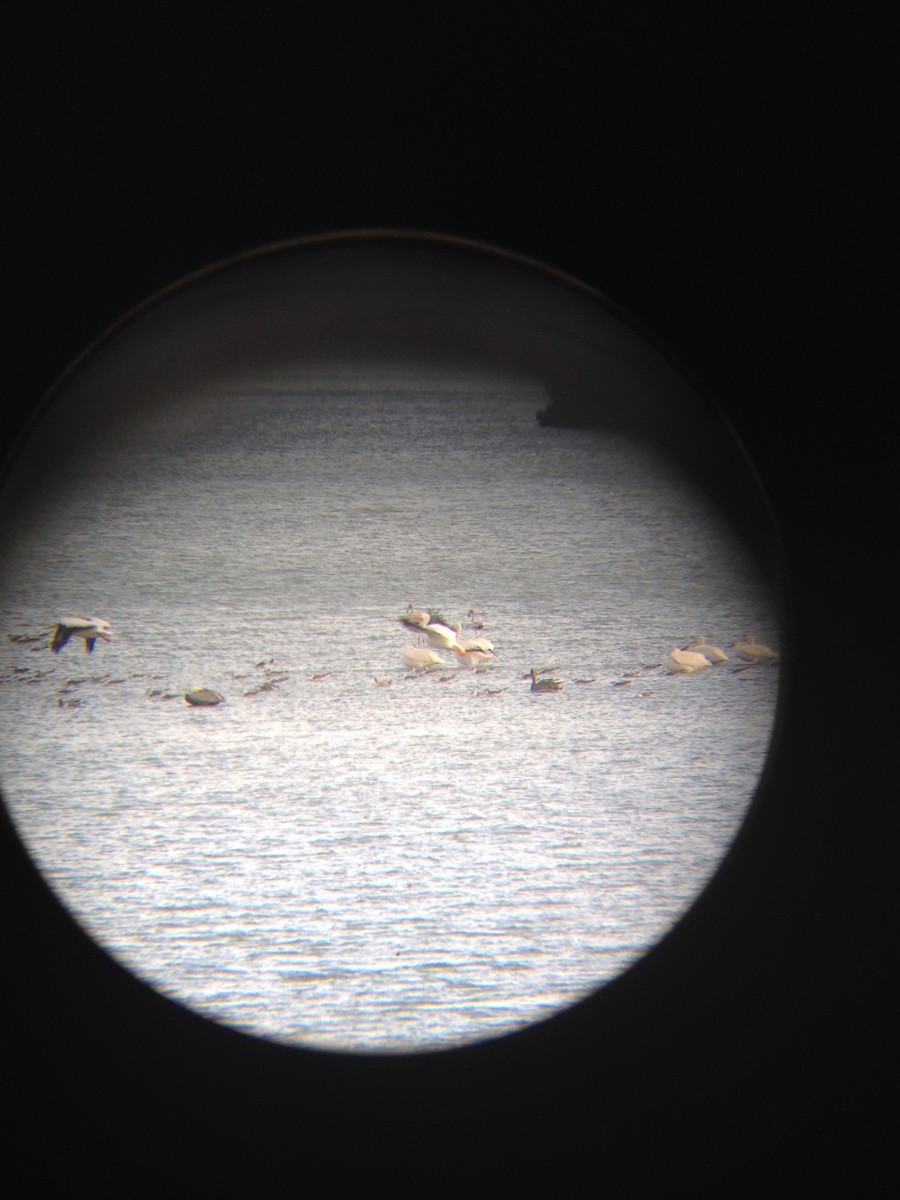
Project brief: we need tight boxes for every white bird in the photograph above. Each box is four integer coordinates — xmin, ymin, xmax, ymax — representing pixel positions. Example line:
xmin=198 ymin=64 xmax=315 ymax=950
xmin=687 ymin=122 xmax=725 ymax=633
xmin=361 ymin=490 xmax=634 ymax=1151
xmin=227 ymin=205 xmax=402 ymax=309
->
xmin=402 ymin=612 xmax=492 ymax=653
xmin=50 ymin=616 xmax=113 ymax=654
xmin=458 ymin=637 xmax=494 ymax=653
xmin=663 ymin=647 xmax=712 ymax=674
xmin=418 ymin=620 xmax=462 ymax=650
xmin=450 ymin=643 xmax=497 ymax=669
xmin=467 ymin=608 xmax=486 ymax=633
xmin=184 ymin=687 xmax=224 ymax=706
xmin=399 ymin=608 xmax=460 ymax=647
xmin=402 ymin=645 xmax=444 ymax=671
xmin=728 ymin=635 xmax=778 ymax=664
xmin=682 ymin=635 xmax=728 ymax=663
xmin=530 ymin=667 xmax=563 ymax=692
xmin=404 ymin=602 xmax=430 ymax=628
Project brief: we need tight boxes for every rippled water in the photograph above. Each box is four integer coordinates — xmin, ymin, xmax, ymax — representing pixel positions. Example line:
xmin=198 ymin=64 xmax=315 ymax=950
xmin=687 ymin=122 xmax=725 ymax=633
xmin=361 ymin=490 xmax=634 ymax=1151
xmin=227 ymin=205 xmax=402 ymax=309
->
xmin=0 ymin=378 xmax=779 ymax=1051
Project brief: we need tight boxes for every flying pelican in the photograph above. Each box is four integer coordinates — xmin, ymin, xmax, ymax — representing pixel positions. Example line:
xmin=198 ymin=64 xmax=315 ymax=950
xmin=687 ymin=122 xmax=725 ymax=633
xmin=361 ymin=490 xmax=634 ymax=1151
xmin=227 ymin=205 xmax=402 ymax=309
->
xmin=425 ymin=622 xmax=460 ymax=650
xmin=399 ymin=609 xmax=459 ymax=645
xmin=416 ymin=620 xmax=462 ymax=650
xmin=530 ymin=667 xmax=563 ymax=692
xmin=682 ymin=635 xmax=728 ymax=663
xmin=402 ymin=645 xmax=444 ymax=672
xmin=184 ymin=687 xmax=224 ymax=706
xmin=663 ymin=647 xmax=712 ymax=674
xmin=728 ymin=635 xmax=778 ymax=664
xmin=50 ymin=617 xmax=112 ymax=654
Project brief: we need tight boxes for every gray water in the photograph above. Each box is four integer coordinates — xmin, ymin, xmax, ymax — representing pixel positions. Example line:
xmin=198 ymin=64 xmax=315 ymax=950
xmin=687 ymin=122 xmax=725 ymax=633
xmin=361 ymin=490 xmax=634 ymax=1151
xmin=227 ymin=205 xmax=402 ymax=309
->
xmin=0 ymin=376 xmax=779 ymax=1052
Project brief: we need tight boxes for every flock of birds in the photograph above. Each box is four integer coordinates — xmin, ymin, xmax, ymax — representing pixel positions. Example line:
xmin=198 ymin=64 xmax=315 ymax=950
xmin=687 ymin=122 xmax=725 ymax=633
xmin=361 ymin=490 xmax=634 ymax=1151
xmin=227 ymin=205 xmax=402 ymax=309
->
xmin=36 ymin=609 xmax=778 ymax=709
xmin=401 ymin=606 xmax=498 ymax=669
xmin=397 ymin=604 xmax=777 ymax=689
xmin=663 ymin=634 xmax=778 ymax=673
xmin=395 ymin=604 xmax=563 ymax=695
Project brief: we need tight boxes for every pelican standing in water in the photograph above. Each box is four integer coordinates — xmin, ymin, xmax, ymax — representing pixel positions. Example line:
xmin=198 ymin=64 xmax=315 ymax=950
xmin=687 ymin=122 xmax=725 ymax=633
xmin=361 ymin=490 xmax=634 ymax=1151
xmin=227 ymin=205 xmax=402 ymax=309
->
xmin=467 ymin=609 xmax=486 ymax=634
xmin=457 ymin=631 xmax=494 ymax=652
xmin=402 ymin=645 xmax=444 ymax=672
xmin=50 ymin=617 xmax=113 ymax=654
xmin=682 ymin=635 xmax=728 ymax=663
xmin=663 ymin=647 xmax=712 ymax=674
xmin=454 ymin=631 xmax=495 ymax=668
xmin=728 ymin=635 xmax=778 ymax=664
xmin=451 ymin=643 xmax=497 ymax=669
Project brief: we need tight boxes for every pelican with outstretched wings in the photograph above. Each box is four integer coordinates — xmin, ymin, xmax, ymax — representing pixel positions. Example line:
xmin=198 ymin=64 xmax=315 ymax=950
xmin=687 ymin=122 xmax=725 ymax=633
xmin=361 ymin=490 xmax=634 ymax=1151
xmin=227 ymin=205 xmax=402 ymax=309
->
xmin=50 ymin=617 xmax=113 ymax=654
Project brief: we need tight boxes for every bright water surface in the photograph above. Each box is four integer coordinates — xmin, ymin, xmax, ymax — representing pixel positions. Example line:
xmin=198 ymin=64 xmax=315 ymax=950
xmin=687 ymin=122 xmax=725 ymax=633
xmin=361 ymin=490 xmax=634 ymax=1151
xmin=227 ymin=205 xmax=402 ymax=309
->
xmin=0 ymin=376 xmax=779 ymax=1052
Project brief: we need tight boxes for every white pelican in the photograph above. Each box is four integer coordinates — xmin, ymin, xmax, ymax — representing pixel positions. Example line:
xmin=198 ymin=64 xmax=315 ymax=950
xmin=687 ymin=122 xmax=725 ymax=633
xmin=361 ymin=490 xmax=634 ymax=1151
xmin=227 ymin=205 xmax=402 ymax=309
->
xmin=427 ymin=623 xmax=460 ymax=650
xmin=458 ymin=633 xmax=494 ymax=652
xmin=530 ymin=667 xmax=563 ymax=692
xmin=663 ymin=647 xmax=712 ymax=674
xmin=50 ymin=617 xmax=112 ymax=654
xmin=450 ymin=643 xmax=497 ymax=669
xmin=399 ymin=609 xmax=459 ymax=645
xmin=417 ymin=620 xmax=462 ymax=650
xmin=184 ymin=687 xmax=224 ymax=706
xmin=402 ymin=645 xmax=444 ymax=671
xmin=728 ymin=635 xmax=778 ymax=664
xmin=682 ymin=635 xmax=728 ymax=663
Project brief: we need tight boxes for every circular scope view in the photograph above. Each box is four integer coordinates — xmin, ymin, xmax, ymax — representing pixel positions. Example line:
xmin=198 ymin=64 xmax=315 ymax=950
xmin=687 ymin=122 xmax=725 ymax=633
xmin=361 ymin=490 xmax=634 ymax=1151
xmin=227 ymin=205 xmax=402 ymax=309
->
xmin=0 ymin=234 xmax=782 ymax=1052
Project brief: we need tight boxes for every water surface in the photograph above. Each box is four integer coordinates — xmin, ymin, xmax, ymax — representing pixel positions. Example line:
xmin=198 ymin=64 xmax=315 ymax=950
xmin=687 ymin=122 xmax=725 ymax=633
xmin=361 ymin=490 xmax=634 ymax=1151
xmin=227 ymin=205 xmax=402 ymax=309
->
xmin=0 ymin=377 xmax=779 ymax=1052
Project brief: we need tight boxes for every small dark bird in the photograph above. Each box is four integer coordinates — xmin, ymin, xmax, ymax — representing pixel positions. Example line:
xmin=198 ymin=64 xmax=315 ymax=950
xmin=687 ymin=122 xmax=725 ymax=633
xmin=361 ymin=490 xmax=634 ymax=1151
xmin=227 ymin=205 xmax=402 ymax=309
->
xmin=530 ymin=668 xmax=563 ymax=692
xmin=184 ymin=687 xmax=224 ymax=706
